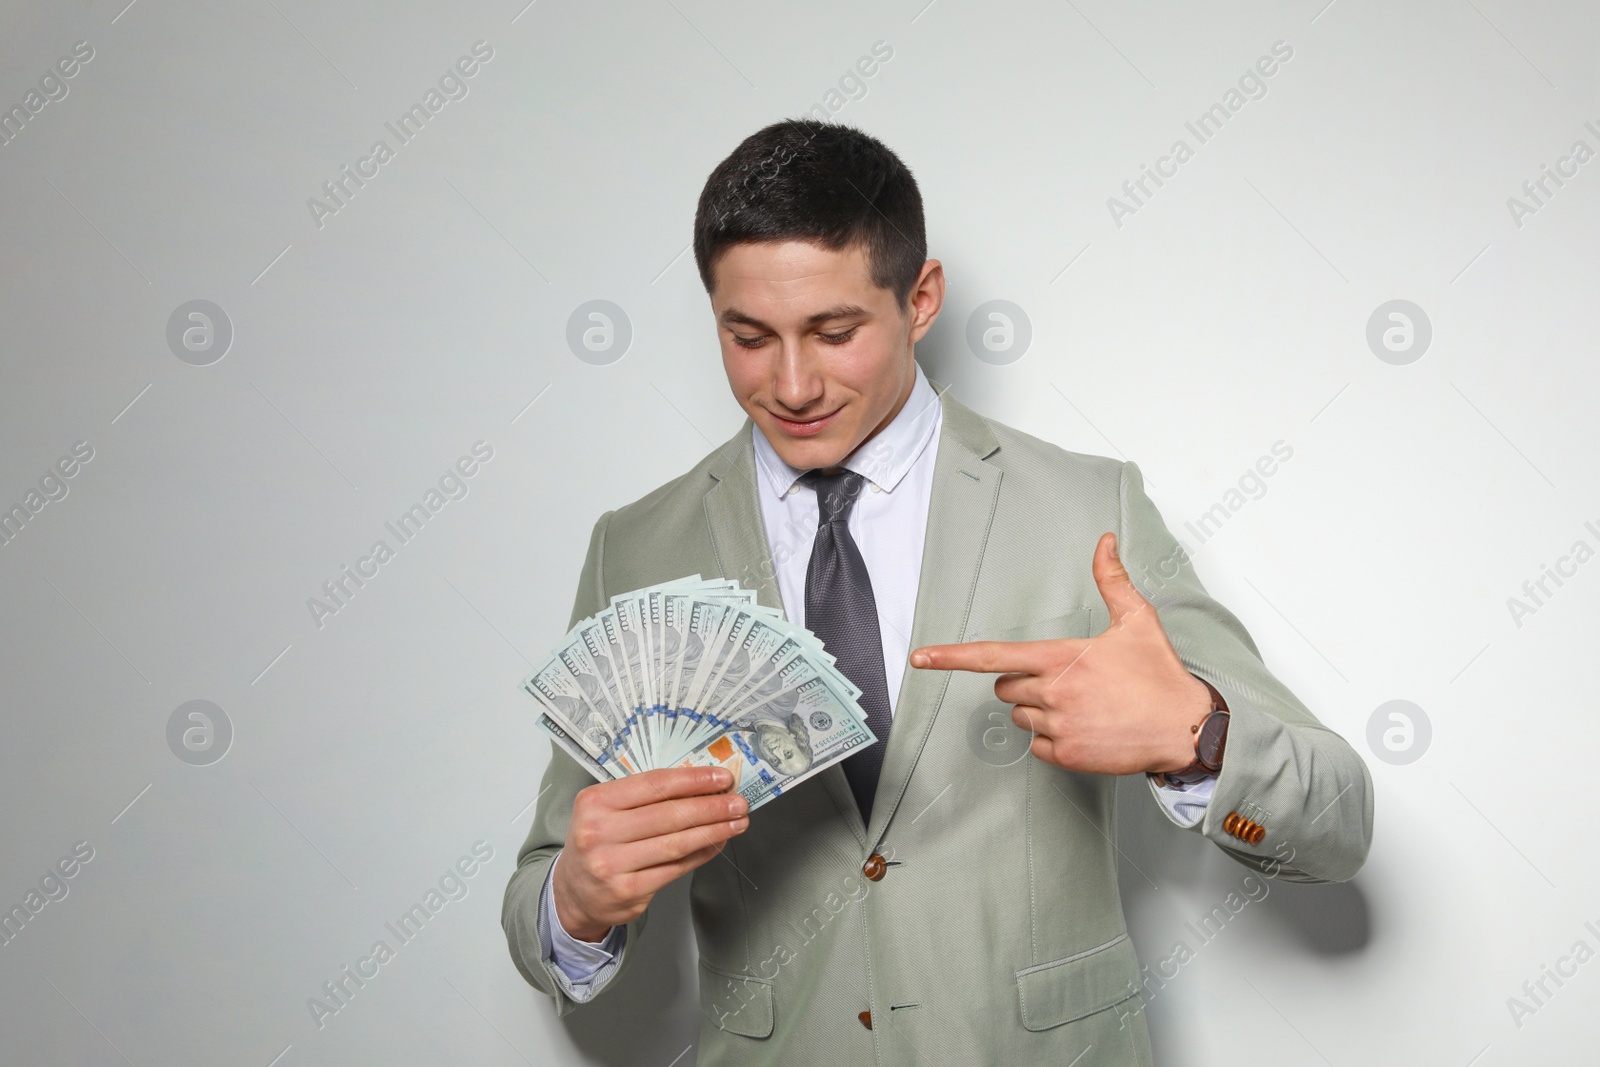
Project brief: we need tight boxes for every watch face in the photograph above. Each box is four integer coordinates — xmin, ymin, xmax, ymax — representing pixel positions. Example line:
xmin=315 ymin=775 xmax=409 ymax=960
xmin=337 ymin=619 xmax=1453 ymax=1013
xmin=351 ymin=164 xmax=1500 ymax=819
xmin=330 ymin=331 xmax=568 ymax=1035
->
xmin=1197 ymin=712 xmax=1229 ymax=768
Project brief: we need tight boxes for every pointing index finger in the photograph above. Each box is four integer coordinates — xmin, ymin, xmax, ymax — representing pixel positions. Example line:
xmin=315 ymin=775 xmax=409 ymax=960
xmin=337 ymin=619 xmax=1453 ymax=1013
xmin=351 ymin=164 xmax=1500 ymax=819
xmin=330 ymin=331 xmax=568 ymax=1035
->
xmin=909 ymin=639 xmax=1063 ymax=675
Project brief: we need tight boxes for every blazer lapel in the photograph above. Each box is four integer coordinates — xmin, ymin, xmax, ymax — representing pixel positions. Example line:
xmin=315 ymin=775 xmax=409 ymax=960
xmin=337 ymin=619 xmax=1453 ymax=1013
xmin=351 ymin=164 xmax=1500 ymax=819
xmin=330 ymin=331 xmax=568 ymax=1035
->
xmin=701 ymin=385 xmax=1004 ymax=850
xmin=703 ymin=421 xmax=784 ymax=613
xmin=704 ymin=419 xmax=872 ymax=844
xmin=865 ymin=384 xmax=1002 ymax=846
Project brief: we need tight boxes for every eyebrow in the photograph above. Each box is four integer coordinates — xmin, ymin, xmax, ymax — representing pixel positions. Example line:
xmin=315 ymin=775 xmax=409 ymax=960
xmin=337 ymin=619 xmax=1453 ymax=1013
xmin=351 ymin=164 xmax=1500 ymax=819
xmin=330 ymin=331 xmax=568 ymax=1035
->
xmin=718 ymin=303 xmax=870 ymax=330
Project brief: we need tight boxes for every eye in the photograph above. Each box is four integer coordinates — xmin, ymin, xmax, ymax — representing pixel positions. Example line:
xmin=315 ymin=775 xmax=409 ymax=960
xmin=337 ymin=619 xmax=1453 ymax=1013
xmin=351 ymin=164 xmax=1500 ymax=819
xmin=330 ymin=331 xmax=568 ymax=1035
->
xmin=819 ymin=327 xmax=858 ymax=345
xmin=731 ymin=333 xmax=767 ymax=349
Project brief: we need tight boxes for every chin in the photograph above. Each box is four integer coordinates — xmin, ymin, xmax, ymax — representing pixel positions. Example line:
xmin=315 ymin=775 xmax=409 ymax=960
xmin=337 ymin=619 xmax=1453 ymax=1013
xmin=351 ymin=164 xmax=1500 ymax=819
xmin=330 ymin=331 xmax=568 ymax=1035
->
xmin=759 ymin=423 xmax=851 ymax=468
xmin=773 ymin=439 xmax=849 ymax=471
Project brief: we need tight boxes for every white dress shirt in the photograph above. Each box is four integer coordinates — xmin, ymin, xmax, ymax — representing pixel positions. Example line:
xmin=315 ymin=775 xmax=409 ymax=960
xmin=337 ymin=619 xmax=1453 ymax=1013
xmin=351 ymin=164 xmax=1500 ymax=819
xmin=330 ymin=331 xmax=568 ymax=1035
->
xmin=540 ymin=364 xmax=1214 ymax=992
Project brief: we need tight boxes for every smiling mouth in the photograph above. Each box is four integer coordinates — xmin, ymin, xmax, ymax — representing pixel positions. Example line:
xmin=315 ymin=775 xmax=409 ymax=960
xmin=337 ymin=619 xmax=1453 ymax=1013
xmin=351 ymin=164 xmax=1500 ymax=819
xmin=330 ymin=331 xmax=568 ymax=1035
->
xmin=768 ymin=407 xmax=841 ymax=435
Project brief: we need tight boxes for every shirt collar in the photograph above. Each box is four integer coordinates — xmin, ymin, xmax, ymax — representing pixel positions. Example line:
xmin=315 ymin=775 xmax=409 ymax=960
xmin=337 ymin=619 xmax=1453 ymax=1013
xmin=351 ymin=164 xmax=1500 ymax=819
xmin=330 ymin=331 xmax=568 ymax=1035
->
xmin=751 ymin=363 xmax=943 ymax=501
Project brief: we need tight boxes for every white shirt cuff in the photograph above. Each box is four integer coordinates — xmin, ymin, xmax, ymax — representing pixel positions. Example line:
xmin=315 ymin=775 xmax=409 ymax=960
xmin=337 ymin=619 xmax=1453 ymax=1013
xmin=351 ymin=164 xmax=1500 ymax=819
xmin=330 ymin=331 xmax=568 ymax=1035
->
xmin=1150 ymin=773 xmax=1216 ymax=828
xmin=540 ymin=850 xmax=626 ymax=997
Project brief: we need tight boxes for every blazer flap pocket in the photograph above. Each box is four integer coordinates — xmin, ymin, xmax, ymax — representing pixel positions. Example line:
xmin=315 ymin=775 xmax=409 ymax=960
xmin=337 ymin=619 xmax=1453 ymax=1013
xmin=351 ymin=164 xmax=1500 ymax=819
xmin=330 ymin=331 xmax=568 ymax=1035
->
xmin=977 ymin=607 xmax=1094 ymax=645
xmin=1016 ymin=934 xmax=1140 ymax=1032
xmin=699 ymin=960 xmax=774 ymax=1038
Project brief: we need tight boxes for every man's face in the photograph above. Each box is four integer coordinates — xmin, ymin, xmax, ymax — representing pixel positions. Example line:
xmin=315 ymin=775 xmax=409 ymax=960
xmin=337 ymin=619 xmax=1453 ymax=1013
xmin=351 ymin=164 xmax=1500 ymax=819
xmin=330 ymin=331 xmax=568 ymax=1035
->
xmin=711 ymin=240 xmax=943 ymax=470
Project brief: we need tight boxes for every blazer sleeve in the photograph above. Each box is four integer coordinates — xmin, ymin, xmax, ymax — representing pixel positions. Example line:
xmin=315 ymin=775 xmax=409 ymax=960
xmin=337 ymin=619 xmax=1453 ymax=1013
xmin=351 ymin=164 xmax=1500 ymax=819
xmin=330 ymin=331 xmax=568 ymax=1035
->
xmin=1117 ymin=461 xmax=1374 ymax=883
xmin=501 ymin=509 xmax=650 ymax=1014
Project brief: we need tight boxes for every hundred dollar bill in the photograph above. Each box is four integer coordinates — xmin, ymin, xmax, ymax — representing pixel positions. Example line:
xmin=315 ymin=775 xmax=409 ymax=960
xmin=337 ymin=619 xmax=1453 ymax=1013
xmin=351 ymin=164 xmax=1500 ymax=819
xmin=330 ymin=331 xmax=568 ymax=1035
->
xmin=609 ymin=594 xmax=652 ymax=760
xmin=537 ymin=712 xmax=616 ymax=782
xmin=599 ymin=609 xmax=643 ymax=734
xmin=657 ymin=591 xmax=699 ymax=756
xmin=666 ymin=597 xmax=739 ymax=763
xmin=554 ymin=630 xmax=625 ymax=764
xmin=701 ymin=610 xmax=857 ymax=724
xmin=672 ymin=675 xmax=878 ymax=810
xmin=523 ymin=648 xmax=640 ymax=775
xmin=689 ymin=609 xmax=759 ymax=734
xmin=576 ymin=616 xmax=648 ymax=770
xmin=654 ymin=591 xmax=692 ymax=751
xmin=702 ymin=630 xmax=811 ymax=724
xmin=721 ymin=642 xmax=864 ymax=729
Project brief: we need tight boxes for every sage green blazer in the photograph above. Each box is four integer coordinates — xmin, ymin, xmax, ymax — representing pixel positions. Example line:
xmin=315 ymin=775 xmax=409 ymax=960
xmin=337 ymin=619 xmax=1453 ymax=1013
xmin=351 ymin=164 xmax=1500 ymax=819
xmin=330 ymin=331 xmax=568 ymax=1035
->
xmin=503 ymin=383 xmax=1374 ymax=1066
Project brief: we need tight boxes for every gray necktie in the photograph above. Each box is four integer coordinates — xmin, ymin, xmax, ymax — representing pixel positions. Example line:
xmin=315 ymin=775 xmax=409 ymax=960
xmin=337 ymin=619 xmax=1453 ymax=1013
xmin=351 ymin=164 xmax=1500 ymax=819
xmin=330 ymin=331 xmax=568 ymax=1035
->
xmin=802 ymin=467 xmax=893 ymax=824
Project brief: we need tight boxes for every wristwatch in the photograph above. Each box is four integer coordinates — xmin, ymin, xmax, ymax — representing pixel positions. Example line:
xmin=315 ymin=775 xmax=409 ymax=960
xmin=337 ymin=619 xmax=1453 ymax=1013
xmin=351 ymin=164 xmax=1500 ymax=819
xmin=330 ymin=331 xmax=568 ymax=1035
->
xmin=1148 ymin=677 xmax=1230 ymax=788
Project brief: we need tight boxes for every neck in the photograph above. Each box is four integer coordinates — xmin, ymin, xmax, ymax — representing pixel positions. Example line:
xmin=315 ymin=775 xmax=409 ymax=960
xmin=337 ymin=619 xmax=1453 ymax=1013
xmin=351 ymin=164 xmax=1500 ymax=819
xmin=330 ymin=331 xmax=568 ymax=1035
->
xmin=859 ymin=360 xmax=918 ymax=450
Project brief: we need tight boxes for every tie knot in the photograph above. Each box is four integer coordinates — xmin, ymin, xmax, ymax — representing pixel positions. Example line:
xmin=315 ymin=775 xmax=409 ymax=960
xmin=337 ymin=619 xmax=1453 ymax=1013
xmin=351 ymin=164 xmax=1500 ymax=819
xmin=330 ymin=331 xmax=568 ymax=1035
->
xmin=803 ymin=467 xmax=866 ymax=524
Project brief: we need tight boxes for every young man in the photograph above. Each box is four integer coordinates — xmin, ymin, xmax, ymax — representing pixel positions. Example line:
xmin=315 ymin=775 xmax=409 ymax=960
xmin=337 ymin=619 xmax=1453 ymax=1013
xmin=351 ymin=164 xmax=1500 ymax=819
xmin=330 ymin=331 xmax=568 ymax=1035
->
xmin=502 ymin=120 xmax=1374 ymax=1066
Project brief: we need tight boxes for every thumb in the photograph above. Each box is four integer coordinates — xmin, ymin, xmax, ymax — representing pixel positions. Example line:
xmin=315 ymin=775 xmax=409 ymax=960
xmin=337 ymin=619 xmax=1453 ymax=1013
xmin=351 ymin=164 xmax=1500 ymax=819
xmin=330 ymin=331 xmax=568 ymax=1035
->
xmin=1092 ymin=532 xmax=1150 ymax=627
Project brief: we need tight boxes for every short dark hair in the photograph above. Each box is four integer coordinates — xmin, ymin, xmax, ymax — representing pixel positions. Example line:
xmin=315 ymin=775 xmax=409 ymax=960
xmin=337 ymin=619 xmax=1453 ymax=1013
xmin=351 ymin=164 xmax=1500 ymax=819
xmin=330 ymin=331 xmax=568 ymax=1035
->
xmin=693 ymin=120 xmax=927 ymax=307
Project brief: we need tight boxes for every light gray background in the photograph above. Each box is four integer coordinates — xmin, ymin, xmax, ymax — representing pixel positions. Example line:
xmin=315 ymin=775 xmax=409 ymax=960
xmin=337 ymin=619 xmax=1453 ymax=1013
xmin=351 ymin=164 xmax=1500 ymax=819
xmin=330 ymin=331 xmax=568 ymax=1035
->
xmin=2 ymin=0 xmax=1596 ymax=1064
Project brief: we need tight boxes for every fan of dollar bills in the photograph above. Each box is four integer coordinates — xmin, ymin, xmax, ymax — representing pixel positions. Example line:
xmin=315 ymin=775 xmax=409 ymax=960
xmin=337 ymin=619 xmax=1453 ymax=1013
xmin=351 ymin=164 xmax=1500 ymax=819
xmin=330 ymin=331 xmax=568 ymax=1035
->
xmin=521 ymin=575 xmax=879 ymax=810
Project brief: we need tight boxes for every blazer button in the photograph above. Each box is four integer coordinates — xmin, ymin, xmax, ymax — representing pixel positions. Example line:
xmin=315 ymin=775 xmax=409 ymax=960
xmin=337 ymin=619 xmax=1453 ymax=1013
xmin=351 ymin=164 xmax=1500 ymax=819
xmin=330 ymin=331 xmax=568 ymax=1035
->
xmin=859 ymin=1010 xmax=873 ymax=1029
xmin=862 ymin=853 xmax=887 ymax=881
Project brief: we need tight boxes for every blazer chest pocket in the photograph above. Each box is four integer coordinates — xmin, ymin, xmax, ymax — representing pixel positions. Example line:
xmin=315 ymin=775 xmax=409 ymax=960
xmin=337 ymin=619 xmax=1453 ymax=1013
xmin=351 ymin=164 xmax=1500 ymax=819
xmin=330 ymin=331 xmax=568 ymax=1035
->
xmin=1016 ymin=933 xmax=1141 ymax=1032
xmin=699 ymin=960 xmax=774 ymax=1038
xmin=977 ymin=606 xmax=1095 ymax=645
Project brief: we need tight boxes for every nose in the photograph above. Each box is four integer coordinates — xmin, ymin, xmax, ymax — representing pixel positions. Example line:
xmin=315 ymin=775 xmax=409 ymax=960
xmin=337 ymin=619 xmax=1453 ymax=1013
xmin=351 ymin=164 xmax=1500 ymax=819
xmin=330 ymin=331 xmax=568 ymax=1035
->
xmin=772 ymin=343 xmax=824 ymax=412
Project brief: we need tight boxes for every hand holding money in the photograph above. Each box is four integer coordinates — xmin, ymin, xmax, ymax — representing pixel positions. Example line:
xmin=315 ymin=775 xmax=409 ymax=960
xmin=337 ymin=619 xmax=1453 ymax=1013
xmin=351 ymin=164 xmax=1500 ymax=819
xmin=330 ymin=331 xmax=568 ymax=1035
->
xmin=552 ymin=766 xmax=749 ymax=942
xmin=524 ymin=575 xmax=879 ymax=939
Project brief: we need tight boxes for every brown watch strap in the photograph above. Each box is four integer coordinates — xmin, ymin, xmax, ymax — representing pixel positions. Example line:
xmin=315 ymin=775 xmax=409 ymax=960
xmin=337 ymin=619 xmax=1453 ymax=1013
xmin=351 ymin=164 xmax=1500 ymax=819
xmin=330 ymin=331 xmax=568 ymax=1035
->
xmin=1149 ymin=677 xmax=1229 ymax=788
